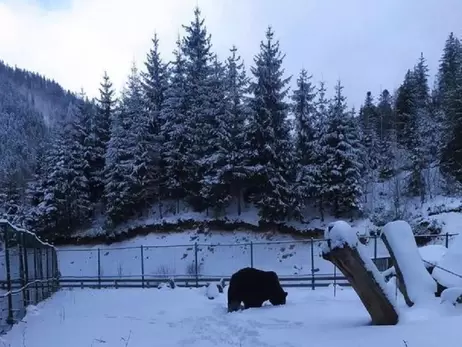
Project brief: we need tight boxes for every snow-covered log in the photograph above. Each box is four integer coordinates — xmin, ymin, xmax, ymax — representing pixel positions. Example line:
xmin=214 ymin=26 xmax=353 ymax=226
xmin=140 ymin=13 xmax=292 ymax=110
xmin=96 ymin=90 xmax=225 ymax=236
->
xmin=321 ymin=221 xmax=398 ymax=326
xmin=380 ymin=221 xmax=437 ymax=307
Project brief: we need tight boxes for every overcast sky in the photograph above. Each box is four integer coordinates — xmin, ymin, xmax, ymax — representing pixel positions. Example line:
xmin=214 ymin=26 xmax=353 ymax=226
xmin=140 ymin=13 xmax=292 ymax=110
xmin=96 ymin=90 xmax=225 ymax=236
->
xmin=0 ymin=0 xmax=461 ymax=109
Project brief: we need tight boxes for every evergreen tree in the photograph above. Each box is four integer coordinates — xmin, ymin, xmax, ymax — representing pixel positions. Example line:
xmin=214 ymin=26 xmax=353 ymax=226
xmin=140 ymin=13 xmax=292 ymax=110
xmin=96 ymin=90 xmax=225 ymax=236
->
xmin=439 ymin=33 xmax=462 ymax=182
xmin=311 ymin=81 xmax=330 ymax=219
xmin=318 ymin=81 xmax=363 ymax=217
xmin=160 ymin=37 xmax=190 ymax=212
xmin=104 ymin=64 xmax=149 ymax=226
xmin=376 ymin=89 xmax=396 ymax=178
xmin=243 ymin=27 xmax=296 ymax=222
xmin=93 ymin=71 xmax=116 ymax=205
xmin=359 ymin=91 xmax=380 ymax=174
xmin=214 ymin=45 xmax=250 ymax=215
xmin=199 ymin=56 xmax=231 ymax=213
xmin=291 ymin=68 xmax=317 ymax=209
xmin=140 ymin=34 xmax=169 ymax=208
xmin=395 ymin=69 xmax=417 ymax=152
xmin=181 ymin=7 xmax=217 ymax=210
xmin=30 ymin=103 xmax=92 ymax=236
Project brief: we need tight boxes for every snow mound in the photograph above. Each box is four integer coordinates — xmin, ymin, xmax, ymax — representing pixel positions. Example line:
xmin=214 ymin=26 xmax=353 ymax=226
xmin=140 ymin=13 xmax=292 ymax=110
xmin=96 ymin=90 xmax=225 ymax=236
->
xmin=382 ymin=220 xmax=437 ymax=304
xmin=322 ymin=221 xmax=397 ymax=307
xmin=419 ymin=245 xmax=447 ymax=267
xmin=441 ymin=288 xmax=462 ymax=306
xmin=205 ymin=283 xmax=220 ymax=300
xmin=322 ymin=220 xmax=358 ymax=252
xmin=433 ymin=232 xmax=462 ymax=288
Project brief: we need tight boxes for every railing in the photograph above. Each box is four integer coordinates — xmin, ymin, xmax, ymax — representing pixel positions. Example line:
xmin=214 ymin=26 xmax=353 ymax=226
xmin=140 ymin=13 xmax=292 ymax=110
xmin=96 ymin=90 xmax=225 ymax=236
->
xmin=0 ymin=220 xmax=60 ymax=334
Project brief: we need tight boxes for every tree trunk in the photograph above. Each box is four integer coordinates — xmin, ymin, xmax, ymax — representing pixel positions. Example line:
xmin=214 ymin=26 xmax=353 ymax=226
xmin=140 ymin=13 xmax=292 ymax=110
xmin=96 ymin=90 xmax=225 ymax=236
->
xmin=322 ymin=245 xmax=399 ymax=325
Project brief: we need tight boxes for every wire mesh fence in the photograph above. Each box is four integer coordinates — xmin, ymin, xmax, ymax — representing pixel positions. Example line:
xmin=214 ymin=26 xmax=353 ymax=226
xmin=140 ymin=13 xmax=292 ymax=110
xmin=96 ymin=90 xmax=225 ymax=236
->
xmin=57 ymin=232 xmax=457 ymax=289
xmin=0 ymin=220 xmax=59 ymax=334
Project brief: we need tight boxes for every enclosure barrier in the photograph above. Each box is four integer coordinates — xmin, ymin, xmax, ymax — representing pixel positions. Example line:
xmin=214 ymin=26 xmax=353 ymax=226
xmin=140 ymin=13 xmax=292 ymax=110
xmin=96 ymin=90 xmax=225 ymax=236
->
xmin=0 ymin=220 xmax=60 ymax=334
xmin=56 ymin=233 xmax=455 ymax=290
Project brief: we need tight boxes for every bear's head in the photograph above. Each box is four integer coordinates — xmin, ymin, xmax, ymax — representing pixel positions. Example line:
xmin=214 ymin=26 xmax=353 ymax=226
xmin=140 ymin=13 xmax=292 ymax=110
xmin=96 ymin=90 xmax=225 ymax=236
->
xmin=270 ymin=291 xmax=288 ymax=306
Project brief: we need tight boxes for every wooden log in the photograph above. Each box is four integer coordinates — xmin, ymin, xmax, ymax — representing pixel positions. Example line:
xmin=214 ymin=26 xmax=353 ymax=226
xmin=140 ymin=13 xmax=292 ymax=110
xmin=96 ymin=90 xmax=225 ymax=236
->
xmin=380 ymin=235 xmax=413 ymax=307
xmin=322 ymin=245 xmax=399 ymax=325
xmin=380 ymin=221 xmax=437 ymax=307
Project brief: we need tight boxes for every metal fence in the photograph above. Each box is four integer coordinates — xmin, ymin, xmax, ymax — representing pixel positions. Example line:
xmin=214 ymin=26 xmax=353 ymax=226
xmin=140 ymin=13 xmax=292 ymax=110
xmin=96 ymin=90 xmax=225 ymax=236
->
xmin=0 ymin=220 xmax=60 ymax=334
xmin=56 ymin=233 xmax=456 ymax=290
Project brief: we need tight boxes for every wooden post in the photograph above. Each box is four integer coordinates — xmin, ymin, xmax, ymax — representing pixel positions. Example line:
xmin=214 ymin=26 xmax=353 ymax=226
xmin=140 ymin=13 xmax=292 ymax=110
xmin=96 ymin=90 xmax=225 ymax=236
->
xmin=97 ymin=248 xmax=101 ymax=289
xmin=2 ymin=223 xmax=14 ymax=324
xmin=250 ymin=242 xmax=254 ymax=268
xmin=141 ymin=246 xmax=145 ymax=288
xmin=18 ymin=232 xmax=26 ymax=308
xmin=310 ymin=238 xmax=315 ymax=290
xmin=22 ymin=234 xmax=30 ymax=305
xmin=194 ymin=243 xmax=199 ymax=288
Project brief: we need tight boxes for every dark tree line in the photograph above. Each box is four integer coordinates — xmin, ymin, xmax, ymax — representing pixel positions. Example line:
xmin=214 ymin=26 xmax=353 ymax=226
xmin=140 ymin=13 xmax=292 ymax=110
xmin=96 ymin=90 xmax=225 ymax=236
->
xmin=2 ymin=8 xmax=462 ymax=237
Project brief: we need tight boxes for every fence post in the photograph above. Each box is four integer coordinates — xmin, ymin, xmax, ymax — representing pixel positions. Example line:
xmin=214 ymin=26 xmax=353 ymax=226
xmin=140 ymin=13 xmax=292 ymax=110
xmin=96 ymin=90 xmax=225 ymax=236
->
xmin=97 ymin=248 xmax=101 ymax=289
xmin=310 ymin=238 xmax=315 ymax=290
xmin=250 ymin=242 xmax=254 ymax=268
xmin=46 ymin=247 xmax=50 ymax=298
xmin=445 ymin=232 xmax=449 ymax=248
xmin=2 ymin=223 xmax=14 ymax=325
xmin=373 ymin=233 xmax=378 ymax=261
xmin=194 ymin=242 xmax=198 ymax=288
xmin=38 ymin=248 xmax=45 ymax=300
xmin=22 ymin=233 xmax=30 ymax=305
xmin=140 ymin=245 xmax=145 ymax=288
xmin=33 ymin=248 xmax=38 ymax=304
xmin=18 ymin=232 xmax=26 ymax=309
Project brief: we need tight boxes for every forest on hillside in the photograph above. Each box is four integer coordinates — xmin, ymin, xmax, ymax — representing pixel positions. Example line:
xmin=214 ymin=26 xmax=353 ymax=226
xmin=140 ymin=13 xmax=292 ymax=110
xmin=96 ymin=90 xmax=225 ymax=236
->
xmin=2 ymin=7 xmax=462 ymax=238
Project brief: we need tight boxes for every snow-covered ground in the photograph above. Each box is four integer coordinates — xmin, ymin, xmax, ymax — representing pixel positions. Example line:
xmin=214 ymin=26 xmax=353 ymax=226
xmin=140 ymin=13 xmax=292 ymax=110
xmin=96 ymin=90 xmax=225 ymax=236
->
xmin=2 ymin=286 xmax=462 ymax=347
xmin=56 ymin=229 xmax=390 ymax=280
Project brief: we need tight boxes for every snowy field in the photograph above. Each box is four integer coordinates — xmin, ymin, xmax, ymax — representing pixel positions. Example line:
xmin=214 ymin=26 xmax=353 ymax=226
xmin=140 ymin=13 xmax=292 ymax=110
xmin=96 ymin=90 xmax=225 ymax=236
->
xmin=2 ymin=286 xmax=462 ymax=347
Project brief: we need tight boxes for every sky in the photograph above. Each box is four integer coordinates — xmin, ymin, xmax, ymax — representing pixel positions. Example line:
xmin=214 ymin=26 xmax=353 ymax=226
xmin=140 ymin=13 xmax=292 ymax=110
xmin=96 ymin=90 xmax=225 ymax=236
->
xmin=0 ymin=0 xmax=461 ymax=109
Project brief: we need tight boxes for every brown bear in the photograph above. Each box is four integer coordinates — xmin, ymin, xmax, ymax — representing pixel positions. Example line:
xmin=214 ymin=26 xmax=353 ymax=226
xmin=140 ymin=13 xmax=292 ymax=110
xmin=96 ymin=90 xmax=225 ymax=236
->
xmin=227 ymin=267 xmax=288 ymax=312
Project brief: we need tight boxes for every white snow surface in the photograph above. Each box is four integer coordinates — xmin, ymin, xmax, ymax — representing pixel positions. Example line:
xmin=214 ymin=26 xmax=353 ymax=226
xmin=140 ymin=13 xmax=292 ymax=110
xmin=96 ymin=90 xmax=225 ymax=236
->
xmin=382 ymin=220 xmax=437 ymax=304
xmin=3 ymin=287 xmax=462 ymax=347
xmin=441 ymin=287 xmax=462 ymax=306
xmin=418 ymin=245 xmax=447 ymax=267
xmin=433 ymin=232 xmax=462 ymax=288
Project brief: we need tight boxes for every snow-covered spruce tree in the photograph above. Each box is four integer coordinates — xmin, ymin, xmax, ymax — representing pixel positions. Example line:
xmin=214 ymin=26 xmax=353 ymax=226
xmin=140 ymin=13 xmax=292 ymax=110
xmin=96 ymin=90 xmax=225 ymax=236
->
xmin=318 ymin=81 xmax=363 ymax=218
xmin=30 ymin=103 xmax=92 ymax=236
xmin=439 ymin=33 xmax=462 ymax=182
xmin=141 ymin=33 xmax=169 ymax=212
xmin=199 ymin=56 xmax=232 ymax=214
xmin=407 ymin=54 xmax=434 ymax=202
xmin=291 ymin=68 xmax=317 ymax=211
xmin=159 ymin=37 xmax=190 ymax=213
xmin=243 ymin=26 xmax=297 ymax=222
xmin=440 ymin=60 xmax=462 ymax=183
xmin=310 ymin=81 xmax=330 ymax=220
xmin=123 ymin=64 xmax=158 ymax=212
xmin=215 ymin=45 xmax=250 ymax=216
xmin=104 ymin=64 xmax=149 ymax=226
xmin=181 ymin=7 xmax=218 ymax=211
xmin=376 ymin=89 xmax=396 ymax=179
xmin=92 ymin=71 xmax=116 ymax=205
xmin=358 ymin=91 xmax=380 ymax=175
xmin=394 ymin=69 xmax=418 ymax=154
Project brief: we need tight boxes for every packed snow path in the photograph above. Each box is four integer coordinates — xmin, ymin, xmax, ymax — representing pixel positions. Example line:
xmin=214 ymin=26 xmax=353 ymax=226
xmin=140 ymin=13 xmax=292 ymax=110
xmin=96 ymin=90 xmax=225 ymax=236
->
xmin=2 ymin=287 xmax=462 ymax=346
